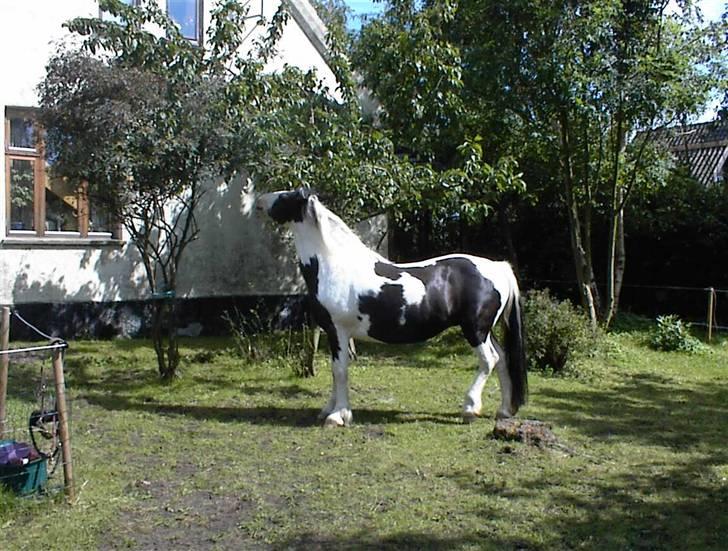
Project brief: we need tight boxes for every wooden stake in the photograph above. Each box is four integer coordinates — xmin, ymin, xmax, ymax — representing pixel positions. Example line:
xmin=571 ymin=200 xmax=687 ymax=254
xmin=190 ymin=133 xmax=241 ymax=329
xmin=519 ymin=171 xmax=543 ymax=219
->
xmin=707 ymin=288 xmax=715 ymax=343
xmin=0 ymin=307 xmax=10 ymax=439
xmin=312 ymin=325 xmax=321 ymax=356
xmin=52 ymin=347 xmax=75 ymax=504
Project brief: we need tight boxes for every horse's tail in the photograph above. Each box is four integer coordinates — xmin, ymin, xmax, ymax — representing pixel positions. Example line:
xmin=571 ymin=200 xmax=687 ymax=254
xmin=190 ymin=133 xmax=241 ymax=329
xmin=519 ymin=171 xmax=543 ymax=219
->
xmin=503 ymin=268 xmax=528 ymax=412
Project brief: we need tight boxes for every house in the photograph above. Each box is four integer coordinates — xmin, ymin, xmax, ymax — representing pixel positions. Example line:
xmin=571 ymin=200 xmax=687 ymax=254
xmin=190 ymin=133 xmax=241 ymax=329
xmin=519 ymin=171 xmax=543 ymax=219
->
xmin=0 ymin=0 xmax=376 ymax=338
xmin=657 ymin=119 xmax=728 ymax=186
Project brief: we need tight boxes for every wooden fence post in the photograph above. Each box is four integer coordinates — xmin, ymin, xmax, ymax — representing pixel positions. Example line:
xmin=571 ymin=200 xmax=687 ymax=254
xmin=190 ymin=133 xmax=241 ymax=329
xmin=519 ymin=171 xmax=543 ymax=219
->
xmin=0 ymin=307 xmax=10 ymax=439
xmin=52 ymin=346 xmax=75 ymax=504
xmin=707 ymin=288 xmax=715 ymax=343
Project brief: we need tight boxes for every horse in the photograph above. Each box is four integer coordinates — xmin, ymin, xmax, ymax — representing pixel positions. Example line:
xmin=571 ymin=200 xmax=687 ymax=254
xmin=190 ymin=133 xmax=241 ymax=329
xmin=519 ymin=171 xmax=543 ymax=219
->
xmin=255 ymin=189 xmax=527 ymax=427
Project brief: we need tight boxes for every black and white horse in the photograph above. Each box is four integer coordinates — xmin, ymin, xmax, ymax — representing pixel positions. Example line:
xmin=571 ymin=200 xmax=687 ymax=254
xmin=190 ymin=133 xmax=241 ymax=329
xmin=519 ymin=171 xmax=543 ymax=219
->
xmin=256 ymin=189 xmax=527 ymax=427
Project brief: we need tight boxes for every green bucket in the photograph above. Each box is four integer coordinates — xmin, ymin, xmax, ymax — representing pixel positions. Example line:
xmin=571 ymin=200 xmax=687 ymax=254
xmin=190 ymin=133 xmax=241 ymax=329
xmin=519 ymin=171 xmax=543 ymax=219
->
xmin=0 ymin=440 xmax=48 ymax=495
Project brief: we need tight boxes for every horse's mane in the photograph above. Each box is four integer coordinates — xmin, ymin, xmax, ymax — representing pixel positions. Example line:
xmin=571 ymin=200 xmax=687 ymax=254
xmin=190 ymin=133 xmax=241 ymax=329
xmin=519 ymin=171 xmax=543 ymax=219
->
xmin=314 ymin=199 xmax=385 ymax=261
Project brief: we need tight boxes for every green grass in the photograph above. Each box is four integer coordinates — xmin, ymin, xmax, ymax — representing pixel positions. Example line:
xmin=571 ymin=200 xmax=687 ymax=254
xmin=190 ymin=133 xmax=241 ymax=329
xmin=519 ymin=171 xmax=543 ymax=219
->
xmin=0 ymin=329 xmax=726 ymax=550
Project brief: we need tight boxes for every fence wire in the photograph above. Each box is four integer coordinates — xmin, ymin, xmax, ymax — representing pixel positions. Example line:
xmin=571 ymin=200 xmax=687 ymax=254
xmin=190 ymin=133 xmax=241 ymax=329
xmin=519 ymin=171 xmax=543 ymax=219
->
xmin=524 ymin=279 xmax=728 ymax=332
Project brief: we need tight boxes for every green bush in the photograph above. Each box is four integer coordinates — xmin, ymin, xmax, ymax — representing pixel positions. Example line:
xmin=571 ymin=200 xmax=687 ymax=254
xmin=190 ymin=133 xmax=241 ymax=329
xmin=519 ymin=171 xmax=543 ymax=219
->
xmin=523 ymin=289 xmax=598 ymax=375
xmin=650 ymin=315 xmax=705 ymax=353
xmin=222 ymin=307 xmax=317 ymax=377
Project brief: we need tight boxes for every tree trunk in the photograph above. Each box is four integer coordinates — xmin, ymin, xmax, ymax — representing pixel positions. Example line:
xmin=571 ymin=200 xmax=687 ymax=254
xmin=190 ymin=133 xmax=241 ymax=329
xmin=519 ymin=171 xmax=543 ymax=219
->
xmin=604 ymin=203 xmax=626 ymax=327
xmin=603 ymin=116 xmax=627 ymax=327
xmin=151 ymin=299 xmax=180 ymax=381
xmin=559 ymin=111 xmax=599 ymax=327
xmin=614 ymin=208 xmax=626 ymax=313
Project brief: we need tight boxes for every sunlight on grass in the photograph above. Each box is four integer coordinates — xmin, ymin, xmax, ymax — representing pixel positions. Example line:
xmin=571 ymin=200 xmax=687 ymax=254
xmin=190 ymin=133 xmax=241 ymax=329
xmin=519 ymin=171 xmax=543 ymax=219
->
xmin=0 ymin=328 xmax=725 ymax=550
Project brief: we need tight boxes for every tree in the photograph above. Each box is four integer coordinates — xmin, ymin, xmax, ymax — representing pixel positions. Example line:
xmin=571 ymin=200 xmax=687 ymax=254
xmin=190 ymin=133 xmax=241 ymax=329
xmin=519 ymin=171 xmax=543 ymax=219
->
xmin=38 ymin=0 xmax=293 ymax=379
xmin=354 ymin=0 xmax=725 ymax=326
xmin=37 ymin=0 xmax=438 ymax=379
xmin=351 ymin=1 xmax=528 ymax=260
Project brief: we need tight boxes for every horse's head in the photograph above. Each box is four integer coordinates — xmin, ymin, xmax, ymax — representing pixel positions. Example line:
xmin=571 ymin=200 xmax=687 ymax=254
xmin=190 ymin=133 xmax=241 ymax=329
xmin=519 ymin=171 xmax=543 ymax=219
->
xmin=255 ymin=188 xmax=318 ymax=225
xmin=257 ymin=189 xmax=368 ymax=257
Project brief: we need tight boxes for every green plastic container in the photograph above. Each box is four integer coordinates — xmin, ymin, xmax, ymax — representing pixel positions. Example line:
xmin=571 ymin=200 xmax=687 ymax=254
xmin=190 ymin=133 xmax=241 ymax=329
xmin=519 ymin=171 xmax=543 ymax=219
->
xmin=0 ymin=440 xmax=48 ymax=495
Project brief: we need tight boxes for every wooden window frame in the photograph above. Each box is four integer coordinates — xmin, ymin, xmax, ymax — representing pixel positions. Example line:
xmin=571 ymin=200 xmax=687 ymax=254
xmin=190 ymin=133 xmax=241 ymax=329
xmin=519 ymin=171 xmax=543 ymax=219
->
xmin=4 ymin=109 xmax=120 ymax=241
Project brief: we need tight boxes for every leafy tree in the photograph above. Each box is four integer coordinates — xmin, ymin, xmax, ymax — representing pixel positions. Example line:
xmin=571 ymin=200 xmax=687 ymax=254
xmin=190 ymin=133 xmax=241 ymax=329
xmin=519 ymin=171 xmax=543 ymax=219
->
xmin=355 ymin=0 xmax=726 ymax=326
xmin=351 ymin=1 xmax=528 ymax=261
xmin=38 ymin=0 xmax=301 ymax=379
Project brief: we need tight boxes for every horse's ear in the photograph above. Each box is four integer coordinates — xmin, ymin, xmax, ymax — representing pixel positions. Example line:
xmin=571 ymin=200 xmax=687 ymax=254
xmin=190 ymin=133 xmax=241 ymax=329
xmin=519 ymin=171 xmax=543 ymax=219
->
xmin=305 ymin=195 xmax=319 ymax=226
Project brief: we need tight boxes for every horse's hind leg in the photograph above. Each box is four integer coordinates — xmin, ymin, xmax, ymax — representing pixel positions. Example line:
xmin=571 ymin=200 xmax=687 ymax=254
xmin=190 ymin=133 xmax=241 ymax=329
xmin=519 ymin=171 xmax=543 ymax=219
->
xmin=463 ymin=335 xmax=499 ymax=422
xmin=492 ymin=338 xmax=515 ymax=419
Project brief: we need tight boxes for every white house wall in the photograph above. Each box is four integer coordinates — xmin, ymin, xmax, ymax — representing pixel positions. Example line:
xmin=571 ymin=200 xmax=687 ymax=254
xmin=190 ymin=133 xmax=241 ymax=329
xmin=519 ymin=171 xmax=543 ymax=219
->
xmin=0 ymin=0 xmax=343 ymax=307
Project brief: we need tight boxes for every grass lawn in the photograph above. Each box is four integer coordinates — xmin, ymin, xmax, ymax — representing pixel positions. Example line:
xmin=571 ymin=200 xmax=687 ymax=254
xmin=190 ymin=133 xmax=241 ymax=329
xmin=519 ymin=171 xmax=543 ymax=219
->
xmin=0 ymin=327 xmax=726 ymax=550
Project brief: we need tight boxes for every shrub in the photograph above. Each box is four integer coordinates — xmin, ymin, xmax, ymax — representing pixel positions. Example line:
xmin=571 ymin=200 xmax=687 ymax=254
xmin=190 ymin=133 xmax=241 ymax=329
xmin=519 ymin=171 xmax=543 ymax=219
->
xmin=222 ymin=307 xmax=317 ymax=377
xmin=523 ymin=289 xmax=598 ymax=375
xmin=650 ymin=315 xmax=705 ymax=353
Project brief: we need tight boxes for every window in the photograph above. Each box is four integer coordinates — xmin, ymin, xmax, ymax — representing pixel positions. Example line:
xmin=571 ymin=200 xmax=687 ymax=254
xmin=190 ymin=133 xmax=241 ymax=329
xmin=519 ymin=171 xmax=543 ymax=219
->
xmin=167 ymin=0 xmax=203 ymax=43
xmin=4 ymin=109 xmax=116 ymax=239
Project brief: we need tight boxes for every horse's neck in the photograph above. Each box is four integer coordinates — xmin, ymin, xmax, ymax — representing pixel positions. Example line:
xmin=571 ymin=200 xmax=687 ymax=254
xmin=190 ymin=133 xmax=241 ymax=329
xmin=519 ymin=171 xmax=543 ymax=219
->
xmin=292 ymin=223 xmax=325 ymax=264
xmin=292 ymin=220 xmax=381 ymax=270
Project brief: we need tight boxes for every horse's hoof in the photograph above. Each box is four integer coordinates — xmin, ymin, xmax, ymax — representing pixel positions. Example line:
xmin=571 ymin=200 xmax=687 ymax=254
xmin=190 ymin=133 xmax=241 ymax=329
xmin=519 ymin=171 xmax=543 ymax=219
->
xmin=323 ymin=410 xmax=352 ymax=428
xmin=495 ymin=408 xmax=514 ymax=420
xmin=462 ymin=411 xmax=479 ymax=424
xmin=323 ymin=417 xmax=343 ymax=428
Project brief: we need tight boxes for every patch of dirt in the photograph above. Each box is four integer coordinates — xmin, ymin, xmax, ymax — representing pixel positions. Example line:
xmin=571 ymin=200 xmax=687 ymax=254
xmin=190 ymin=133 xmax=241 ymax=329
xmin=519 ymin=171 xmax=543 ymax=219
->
xmin=492 ymin=418 xmax=566 ymax=450
xmin=101 ymin=471 xmax=265 ymax=550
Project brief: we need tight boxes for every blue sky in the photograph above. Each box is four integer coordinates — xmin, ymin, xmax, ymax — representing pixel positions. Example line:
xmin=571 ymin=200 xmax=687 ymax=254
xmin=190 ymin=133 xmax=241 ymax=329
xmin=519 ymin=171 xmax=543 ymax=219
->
xmin=345 ymin=0 xmax=383 ymax=30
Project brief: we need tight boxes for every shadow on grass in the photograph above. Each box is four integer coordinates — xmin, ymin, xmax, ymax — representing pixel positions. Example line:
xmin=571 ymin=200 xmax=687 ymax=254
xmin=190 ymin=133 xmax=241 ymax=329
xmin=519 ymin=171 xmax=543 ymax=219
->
xmin=449 ymin=448 xmax=727 ymax=550
xmin=277 ymin=531 xmax=506 ymax=551
xmin=537 ymin=371 xmax=728 ymax=451
xmin=80 ymin=391 xmax=463 ymax=428
xmin=440 ymin=370 xmax=728 ymax=549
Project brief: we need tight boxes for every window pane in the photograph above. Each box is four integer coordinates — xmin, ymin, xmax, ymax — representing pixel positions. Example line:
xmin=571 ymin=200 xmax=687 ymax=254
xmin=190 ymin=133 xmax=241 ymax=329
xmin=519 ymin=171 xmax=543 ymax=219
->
xmin=168 ymin=0 xmax=199 ymax=40
xmin=9 ymin=159 xmax=35 ymax=231
xmin=9 ymin=118 xmax=36 ymax=149
xmin=89 ymin=201 xmax=112 ymax=234
xmin=45 ymin=175 xmax=79 ymax=232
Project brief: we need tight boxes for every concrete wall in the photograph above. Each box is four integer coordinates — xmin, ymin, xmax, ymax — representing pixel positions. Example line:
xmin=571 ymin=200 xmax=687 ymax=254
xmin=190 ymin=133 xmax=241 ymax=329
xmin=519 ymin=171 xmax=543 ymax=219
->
xmin=0 ymin=0 xmax=365 ymax=312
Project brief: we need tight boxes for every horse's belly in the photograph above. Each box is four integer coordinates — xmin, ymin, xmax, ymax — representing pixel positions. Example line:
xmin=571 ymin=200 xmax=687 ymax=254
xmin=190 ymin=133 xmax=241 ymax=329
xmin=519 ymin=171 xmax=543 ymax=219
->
xmin=355 ymin=312 xmax=451 ymax=344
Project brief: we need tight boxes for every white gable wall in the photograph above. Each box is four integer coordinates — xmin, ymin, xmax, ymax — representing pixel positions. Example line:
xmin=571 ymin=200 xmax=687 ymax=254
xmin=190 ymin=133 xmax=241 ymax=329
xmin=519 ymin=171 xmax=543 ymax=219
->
xmin=0 ymin=0 xmax=338 ymax=306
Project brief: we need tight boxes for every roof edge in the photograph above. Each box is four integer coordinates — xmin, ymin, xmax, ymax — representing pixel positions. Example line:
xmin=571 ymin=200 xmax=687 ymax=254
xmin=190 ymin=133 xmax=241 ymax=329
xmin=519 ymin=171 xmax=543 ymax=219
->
xmin=284 ymin=0 xmax=328 ymax=63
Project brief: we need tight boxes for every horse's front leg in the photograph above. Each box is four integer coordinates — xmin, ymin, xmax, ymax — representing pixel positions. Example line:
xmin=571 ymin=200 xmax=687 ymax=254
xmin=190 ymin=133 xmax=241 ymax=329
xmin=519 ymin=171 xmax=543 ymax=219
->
xmin=319 ymin=326 xmax=353 ymax=427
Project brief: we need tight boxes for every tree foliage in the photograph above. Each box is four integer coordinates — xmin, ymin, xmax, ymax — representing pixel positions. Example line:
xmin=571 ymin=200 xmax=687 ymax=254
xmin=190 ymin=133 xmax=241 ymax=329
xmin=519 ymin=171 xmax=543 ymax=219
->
xmin=40 ymin=0 xmax=268 ymax=378
xmin=354 ymin=0 xmax=726 ymax=326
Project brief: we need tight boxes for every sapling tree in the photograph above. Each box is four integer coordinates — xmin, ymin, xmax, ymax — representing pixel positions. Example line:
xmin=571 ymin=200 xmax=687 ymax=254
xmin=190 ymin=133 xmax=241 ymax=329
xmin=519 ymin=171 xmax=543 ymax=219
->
xmin=38 ymin=0 xmax=290 ymax=379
